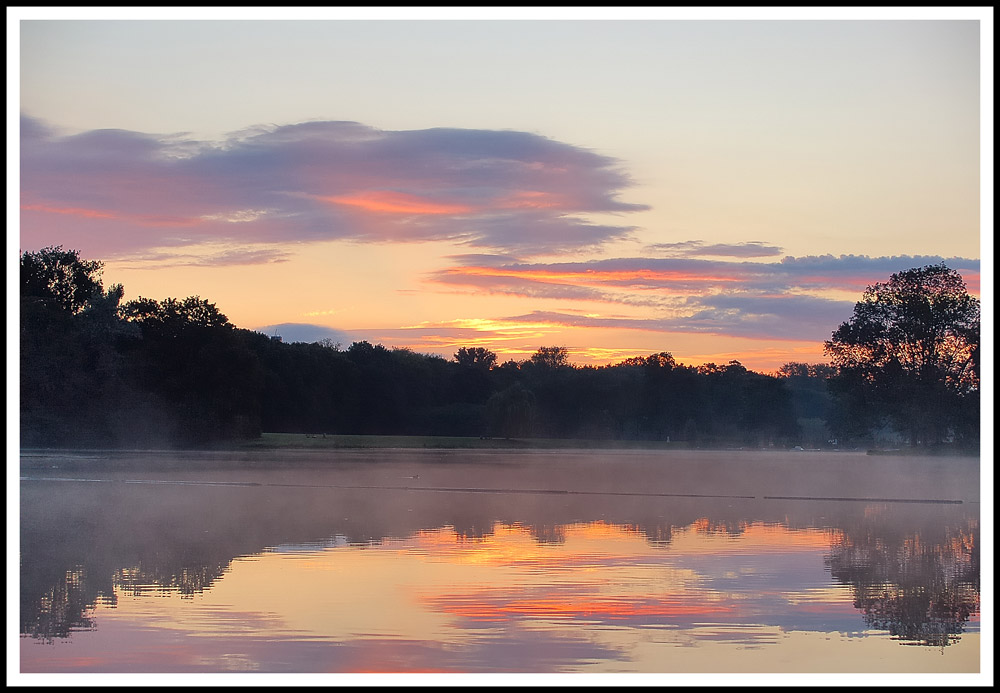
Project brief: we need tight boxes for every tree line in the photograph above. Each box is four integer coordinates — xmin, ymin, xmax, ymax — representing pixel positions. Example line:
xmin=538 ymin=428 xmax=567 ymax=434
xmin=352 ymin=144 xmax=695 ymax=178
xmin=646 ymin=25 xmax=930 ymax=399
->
xmin=19 ymin=246 xmax=979 ymax=451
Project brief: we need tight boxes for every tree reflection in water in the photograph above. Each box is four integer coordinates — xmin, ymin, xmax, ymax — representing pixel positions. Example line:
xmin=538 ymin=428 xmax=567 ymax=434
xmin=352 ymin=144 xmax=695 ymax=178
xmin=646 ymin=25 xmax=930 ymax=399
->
xmin=112 ymin=561 xmax=233 ymax=598
xmin=20 ymin=471 xmax=980 ymax=652
xmin=825 ymin=508 xmax=979 ymax=648
xmin=22 ymin=567 xmax=96 ymax=643
xmin=22 ymin=561 xmax=235 ymax=643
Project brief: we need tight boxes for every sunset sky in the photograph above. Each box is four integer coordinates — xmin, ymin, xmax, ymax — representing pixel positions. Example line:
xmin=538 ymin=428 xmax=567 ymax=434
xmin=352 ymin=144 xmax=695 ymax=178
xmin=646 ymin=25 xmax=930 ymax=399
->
xmin=11 ymin=8 xmax=991 ymax=372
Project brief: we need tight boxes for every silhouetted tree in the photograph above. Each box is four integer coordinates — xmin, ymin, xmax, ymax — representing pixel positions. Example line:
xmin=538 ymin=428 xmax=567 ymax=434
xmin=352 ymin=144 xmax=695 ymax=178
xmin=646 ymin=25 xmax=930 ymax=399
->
xmin=776 ymin=362 xmax=836 ymax=446
xmin=249 ymin=334 xmax=361 ymax=434
xmin=346 ymin=340 xmax=389 ymax=365
xmin=454 ymin=347 xmax=497 ymax=370
xmin=20 ymin=245 xmax=105 ymax=314
xmin=122 ymin=295 xmax=231 ymax=333
xmin=486 ymin=383 xmax=537 ymax=438
xmin=528 ymin=346 xmax=571 ymax=369
xmin=450 ymin=347 xmax=498 ymax=409
xmin=120 ymin=295 xmax=263 ymax=444
xmin=21 ymin=245 xmax=847 ymax=448
xmin=824 ymin=264 xmax=980 ymax=448
xmin=20 ymin=247 xmax=134 ymax=446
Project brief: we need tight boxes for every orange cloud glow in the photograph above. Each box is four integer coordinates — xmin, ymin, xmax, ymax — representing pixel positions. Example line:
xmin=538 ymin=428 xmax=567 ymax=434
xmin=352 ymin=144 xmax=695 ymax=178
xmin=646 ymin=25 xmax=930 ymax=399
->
xmin=22 ymin=202 xmax=204 ymax=227
xmin=402 ymin=317 xmax=566 ymax=334
xmin=493 ymin=190 xmax=568 ymax=210
xmin=322 ymin=191 xmax=474 ymax=215
xmin=21 ymin=202 xmax=117 ymax=219
xmin=446 ymin=265 xmax=741 ymax=287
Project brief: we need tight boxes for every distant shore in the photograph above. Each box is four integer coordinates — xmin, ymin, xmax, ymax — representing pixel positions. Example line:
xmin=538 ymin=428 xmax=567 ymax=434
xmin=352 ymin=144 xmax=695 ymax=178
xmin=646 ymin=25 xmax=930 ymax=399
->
xmin=238 ymin=432 xmax=688 ymax=451
xmin=19 ymin=431 xmax=980 ymax=457
xmin=238 ymin=433 xmax=975 ymax=456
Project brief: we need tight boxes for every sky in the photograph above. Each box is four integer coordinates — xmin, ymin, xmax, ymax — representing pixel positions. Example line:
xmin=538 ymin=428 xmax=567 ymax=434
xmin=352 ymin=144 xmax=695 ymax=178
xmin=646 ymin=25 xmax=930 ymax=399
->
xmin=10 ymin=8 xmax=992 ymax=373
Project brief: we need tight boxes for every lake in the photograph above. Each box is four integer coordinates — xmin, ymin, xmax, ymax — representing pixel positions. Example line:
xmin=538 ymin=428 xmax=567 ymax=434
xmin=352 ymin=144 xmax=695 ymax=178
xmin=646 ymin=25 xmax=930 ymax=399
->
xmin=18 ymin=448 xmax=981 ymax=680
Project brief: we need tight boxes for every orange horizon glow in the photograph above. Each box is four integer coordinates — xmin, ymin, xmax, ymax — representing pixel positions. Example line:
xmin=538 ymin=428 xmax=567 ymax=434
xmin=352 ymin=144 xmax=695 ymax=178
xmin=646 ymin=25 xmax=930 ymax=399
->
xmin=386 ymin=339 xmax=829 ymax=372
xmin=389 ymin=316 xmax=833 ymax=371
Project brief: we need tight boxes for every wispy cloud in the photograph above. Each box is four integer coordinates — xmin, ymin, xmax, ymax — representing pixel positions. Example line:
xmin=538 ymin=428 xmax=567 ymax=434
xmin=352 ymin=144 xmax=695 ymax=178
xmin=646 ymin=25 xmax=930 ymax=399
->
xmin=431 ymin=253 xmax=980 ymax=296
xmin=498 ymin=302 xmax=855 ymax=341
xmin=20 ymin=115 xmax=647 ymax=261
xmin=646 ymin=240 xmax=784 ymax=258
xmin=426 ymin=253 xmax=980 ymax=342
xmin=109 ymin=245 xmax=292 ymax=269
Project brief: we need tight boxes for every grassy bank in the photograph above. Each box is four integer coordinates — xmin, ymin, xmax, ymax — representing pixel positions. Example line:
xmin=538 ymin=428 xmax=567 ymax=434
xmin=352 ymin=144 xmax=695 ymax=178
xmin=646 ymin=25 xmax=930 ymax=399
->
xmin=22 ymin=432 xmax=977 ymax=456
xmin=235 ymin=432 xmax=688 ymax=451
xmin=866 ymin=446 xmax=980 ymax=457
xmin=228 ymin=434 xmax=977 ymax=456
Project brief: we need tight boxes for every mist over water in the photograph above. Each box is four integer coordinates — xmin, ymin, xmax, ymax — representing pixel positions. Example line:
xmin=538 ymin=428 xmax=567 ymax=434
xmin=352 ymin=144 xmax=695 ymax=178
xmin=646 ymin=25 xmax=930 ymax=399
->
xmin=19 ymin=449 xmax=980 ymax=674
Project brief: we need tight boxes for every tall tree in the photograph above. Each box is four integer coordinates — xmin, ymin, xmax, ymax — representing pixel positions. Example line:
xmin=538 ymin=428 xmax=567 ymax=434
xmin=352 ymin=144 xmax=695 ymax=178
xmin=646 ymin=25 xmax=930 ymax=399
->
xmin=824 ymin=263 xmax=979 ymax=447
xmin=528 ymin=346 xmax=571 ymax=369
xmin=120 ymin=295 xmax=263 ymax=444
xmin=20 ymin=247 xmax=136 ymax=446
xmin=486 ymin=383 xmax=537 ymax=438
xmin=451 ymin=347 xmax=497 ymax=407
xmin=21 ymin=245 xmax=105 ymax=314
xmin=121 ymin=295 xmax=231 ymax=334
xmin=454 ymin=347 xmax=497 ymax=370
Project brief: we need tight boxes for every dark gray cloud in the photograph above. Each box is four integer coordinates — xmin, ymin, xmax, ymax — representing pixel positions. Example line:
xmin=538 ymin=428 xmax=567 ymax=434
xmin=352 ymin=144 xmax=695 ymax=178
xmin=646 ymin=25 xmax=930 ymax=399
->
xmin=20 ymin=115 xmax=647 ymax=260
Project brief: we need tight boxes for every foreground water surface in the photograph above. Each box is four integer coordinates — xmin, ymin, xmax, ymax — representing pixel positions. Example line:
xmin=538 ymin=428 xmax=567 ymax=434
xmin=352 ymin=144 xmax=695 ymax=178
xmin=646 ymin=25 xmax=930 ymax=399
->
xmin=19 ymin=449 xmax=981 ymax=675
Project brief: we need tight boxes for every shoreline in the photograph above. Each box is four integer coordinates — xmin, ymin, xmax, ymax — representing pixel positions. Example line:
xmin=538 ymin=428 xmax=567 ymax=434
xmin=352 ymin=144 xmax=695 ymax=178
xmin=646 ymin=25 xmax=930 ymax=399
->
xmin=19 ymin=431 xmax=978 ymax=458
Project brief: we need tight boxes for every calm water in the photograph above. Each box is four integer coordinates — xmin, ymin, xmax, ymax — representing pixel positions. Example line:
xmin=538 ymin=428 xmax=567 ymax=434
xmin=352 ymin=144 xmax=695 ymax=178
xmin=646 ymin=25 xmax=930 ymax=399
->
xmin=18 ymin=449 xmax=981 ymax=676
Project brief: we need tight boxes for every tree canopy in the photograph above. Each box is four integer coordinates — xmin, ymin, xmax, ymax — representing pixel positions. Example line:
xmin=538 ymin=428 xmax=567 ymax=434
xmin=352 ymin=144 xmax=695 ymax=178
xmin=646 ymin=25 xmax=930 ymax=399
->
xmin=528 ymin=346 xmax=571 ymax=369
xmin=122 ymin=296 xmax=232 ymax=334
xmin=21 ymin=245 xmax=109 ymax=314
xmin=33 ymin=245 xmax=959 ymax=452
xmin=454 ymin=347 xmax=497 ymax=370
xmin=824 ymin=263 xmax=979 ymax=447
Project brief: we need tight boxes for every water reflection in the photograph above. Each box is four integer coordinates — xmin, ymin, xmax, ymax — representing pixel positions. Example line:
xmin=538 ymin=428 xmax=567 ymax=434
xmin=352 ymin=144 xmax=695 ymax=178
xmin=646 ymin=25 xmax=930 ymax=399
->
xmin=826 ymin=508 xmax=979 ymax=649
xmin=24 ymin=567 xmax=96 ymax=642
xmin=19 ymin=453 xmax=980 ymax=673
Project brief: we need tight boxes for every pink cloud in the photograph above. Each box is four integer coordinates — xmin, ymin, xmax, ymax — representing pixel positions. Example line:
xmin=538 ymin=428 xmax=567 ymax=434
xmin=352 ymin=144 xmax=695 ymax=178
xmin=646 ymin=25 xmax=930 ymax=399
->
xmin=20 ymin=115 xmax=647 ymax=261
xmin=320 ymin=191 xmax=475 ymax=215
